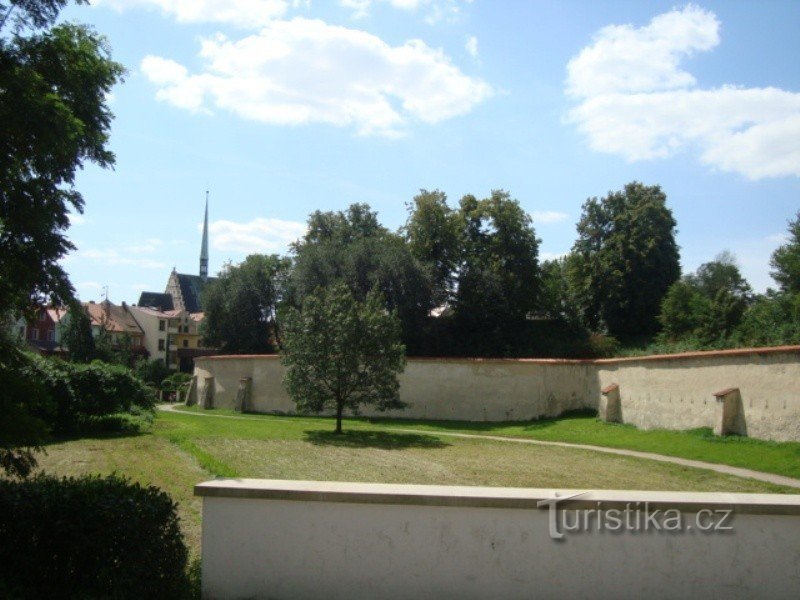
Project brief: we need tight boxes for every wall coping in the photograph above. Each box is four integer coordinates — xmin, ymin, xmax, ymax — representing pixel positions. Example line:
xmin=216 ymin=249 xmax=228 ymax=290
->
xmin=195 ymin=479 xmax=800 ymax=515
xmin=193 ymin=345 xmax=800 ymax=366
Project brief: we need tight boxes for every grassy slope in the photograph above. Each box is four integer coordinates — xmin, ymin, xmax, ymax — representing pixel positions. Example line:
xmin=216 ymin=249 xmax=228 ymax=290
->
xmin=175 ymin=406 xmax=800 ymax=481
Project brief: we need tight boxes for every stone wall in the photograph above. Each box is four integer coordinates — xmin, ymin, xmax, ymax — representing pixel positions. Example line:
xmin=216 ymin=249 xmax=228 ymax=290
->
xmin=197 ymin=479 xmax=800 ymax=599
xmin=194 ymin=346 xmax=800 ymax=441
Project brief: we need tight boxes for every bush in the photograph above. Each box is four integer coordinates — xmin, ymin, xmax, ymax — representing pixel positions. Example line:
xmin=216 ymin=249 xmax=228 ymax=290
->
xmin=21 ymin=354 xmax=156 ymax=434
xmin=0 ymin=474 xmax=191 ymax=599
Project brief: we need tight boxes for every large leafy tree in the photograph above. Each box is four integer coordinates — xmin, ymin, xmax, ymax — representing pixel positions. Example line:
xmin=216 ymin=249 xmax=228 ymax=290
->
xmin=0 ymin=0 xmax=124 ymax=314
xmin=453 ymin=190 xmax=540 ymax=353
xmin=202 ymin=254 xmax=292 ymax=354
xmin=290 ymin=203 xmax=433 ymax=351
xmin=770 ymin=211 xmax=800 ymax=294
xmin=281 ymin=283 xmax=406 ymax=434
xmin=0 ymin=0 xmax=123 ymax=476
xmin=568 ymin=182 xmax=680 ymax=339
xmin=403 ymin=189 xmax=460 ymax=308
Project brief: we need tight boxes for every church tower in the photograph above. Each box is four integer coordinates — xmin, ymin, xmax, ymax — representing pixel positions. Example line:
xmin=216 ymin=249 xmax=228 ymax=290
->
xmin=200 ymin=191 xmax=209 ymax=281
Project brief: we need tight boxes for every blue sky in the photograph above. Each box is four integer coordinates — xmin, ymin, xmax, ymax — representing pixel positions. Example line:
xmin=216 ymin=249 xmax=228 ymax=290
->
xmin=61 ymin=1 xmax=800 ymax=302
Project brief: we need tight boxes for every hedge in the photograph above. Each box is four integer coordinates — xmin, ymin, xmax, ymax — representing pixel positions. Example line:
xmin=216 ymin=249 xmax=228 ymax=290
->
xmin=20 ymin=355 xmax=156 ymax=433
xmin=0 ymin=474 xmax=192 ymax=599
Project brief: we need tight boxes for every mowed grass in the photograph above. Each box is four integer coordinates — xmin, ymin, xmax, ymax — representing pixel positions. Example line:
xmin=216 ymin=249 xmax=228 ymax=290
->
xmin=31 ymin=408 xmax=800 ymax=557
xmin=175 ymin=405 xmax=800 ymax=481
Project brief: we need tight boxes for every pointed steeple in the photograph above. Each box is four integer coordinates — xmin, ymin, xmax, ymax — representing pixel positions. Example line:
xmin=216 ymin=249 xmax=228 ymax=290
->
xmin=200 ymin=190 xmax=209 ymax=280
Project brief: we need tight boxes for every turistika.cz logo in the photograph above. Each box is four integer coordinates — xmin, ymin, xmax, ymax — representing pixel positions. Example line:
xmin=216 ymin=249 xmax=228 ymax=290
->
xmin=537 ymin=492 xmax=734 ymax=540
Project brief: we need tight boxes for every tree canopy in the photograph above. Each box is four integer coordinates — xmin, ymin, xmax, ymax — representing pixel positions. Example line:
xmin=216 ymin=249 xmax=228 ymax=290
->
xmin=201 ymin=254 xmax=291 ymax=354
xmin=770 ymin=211 xmax=800 ymax=294
xmin=568 ymin=182 xmax=680 ymax=339
xmin=290 ymin=203 xmax=433 ymax=351
xmin=280 ymin=283 xmax=406 ymax=433
xmin=0 ymin=1 xmax=124 ymax=314
xmin=0 ymin=0 xmax=122 ymax=476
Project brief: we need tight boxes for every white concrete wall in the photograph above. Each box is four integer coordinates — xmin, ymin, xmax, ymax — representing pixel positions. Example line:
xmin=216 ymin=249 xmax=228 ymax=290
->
xmin=194 ymin=347 xmax=800 ymax=441
xmin=596 ymin=348 xmax=800 ymax=442
xmin=194 ymin=356 xmax=592 ymax=421
xmin=197 ymin=479 xmax=800 ymax=600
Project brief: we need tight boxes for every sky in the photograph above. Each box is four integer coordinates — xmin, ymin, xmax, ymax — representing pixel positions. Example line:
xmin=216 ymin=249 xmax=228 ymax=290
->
xmin=59 ymin=1 xmax=800 ymax=303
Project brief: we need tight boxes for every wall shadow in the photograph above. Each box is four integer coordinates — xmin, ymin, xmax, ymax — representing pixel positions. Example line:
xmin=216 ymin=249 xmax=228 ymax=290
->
xmin=304 ymin=429 xmax=450 ymax=450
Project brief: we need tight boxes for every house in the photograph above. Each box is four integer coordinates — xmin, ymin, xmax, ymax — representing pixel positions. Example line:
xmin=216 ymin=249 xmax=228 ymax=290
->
xmin=83 ymin=300 xmax=147 ymax=359
xmin=23 ymin=306 xmax=68 ymax=356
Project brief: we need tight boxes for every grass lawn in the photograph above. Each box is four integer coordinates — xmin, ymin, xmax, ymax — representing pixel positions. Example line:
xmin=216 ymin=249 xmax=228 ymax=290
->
xmin=32 ymin=407 xmax=800 ymax=557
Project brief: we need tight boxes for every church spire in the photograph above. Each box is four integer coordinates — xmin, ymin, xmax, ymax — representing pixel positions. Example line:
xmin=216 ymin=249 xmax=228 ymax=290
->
xmin=200 ymin=190 xmax=209 ymax=280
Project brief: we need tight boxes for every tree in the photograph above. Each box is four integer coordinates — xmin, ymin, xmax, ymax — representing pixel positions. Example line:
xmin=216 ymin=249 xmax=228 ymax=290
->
xmin=60 ymin=303 xmax=95 ymax=362
xmin=280 ymin=283 xmax=406 ymax=434
xmin=0 ymin=0 xmax=122 ymax=476
xmin=403 ymin=189 xmax=459 ymax=308
xmin=290 ymin=203 xmax=432 ymax=352
xmin=202 ymin=254 xmax=291 ymax=354
xmin=770 ymin=211 xmax=800 ymax=294
xmin=0 ymin=1 xmax=124 ymax=315
xmin=686 ymin=251 xmax=752 ymax=301
xmin=568 ymin=182 xmax=680 ymax=339
xmin=453 ymin=190 xmax=540 ymax=354
xmin=658 ymin=280 xmax=710 ymax=341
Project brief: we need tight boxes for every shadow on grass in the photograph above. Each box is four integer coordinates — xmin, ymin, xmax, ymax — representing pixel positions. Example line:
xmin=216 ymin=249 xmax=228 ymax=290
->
xmin=304 ymin=429 xmax=450 ymax=450
xmin=364 ymin=408 xmax=599 ymax=434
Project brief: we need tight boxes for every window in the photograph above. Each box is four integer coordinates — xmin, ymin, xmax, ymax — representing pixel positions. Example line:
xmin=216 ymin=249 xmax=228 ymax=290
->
xmin=47 ymin=330 xmax=55 ymax=341
xmin=183 ymin=339 xmax=189 ymax=348
xmin=38 ymin=310 xmax=46 ymax=321
xmin=159 ymin=320 xmax=165 ymax=331
xmin=158 ymin=339 xmax=165 ymax=351
xmin=31 ymin=329 xmax=39 ymax=341
xmin=18 ymin=326 xmax=24 ymax=338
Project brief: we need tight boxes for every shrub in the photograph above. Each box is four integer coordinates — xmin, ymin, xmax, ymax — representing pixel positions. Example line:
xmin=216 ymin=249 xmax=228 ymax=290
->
xmin=21 ymin=354 xmax=156 ymax=434
xmin=0 ymin=474 xmax=191 ymax=599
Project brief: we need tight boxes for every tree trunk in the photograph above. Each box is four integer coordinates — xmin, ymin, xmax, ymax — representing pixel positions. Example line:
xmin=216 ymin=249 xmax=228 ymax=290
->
xmin=335 ymin=401 xmax=343 ymax=434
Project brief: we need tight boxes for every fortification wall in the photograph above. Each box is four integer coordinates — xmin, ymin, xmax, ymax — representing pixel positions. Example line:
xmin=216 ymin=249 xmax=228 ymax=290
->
xmin=194 ymin=346 xmax=800 ymax=441
xmin=595 ymin=347 xmax=800 ymax=442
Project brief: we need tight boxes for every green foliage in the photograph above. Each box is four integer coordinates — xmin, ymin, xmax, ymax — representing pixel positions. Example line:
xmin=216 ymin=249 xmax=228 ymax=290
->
xmin=162 ymin=371 xmax=192 ymax=400
xmin=22 ymin=354 xmax=155 ymax=434
xmin=686 ymin=250 xmax=752 ymax=300
xmin=453 ymin=190 xmax=540 ymax=354
xmin=735 ymin=291 xmax=800 ymax=347
xmin=134 ymin=357 xmax=171 ymax=388
xmin=0 ymin=9 xmax=124 ymax=314
xmin=0 ymin=473 xmax=191 ymax=599
xmin=202 ymin=254 xmax=291 ymax=354
xmin=60 ymin=303 xmax=95 ymax=362
xmin=403 ymin=189 xmax=460 ymax=307
xmin=568 ymin=182 xmax=680 ymax=339
xmin=281 ymin=283 xmax=406 ymax=433
xmin=770 ymin=211 xmax=800 ymax=294
xmin=0 ymin=330 xmax=51 ymax=477
xmin=659 ymin=280 xmax=711 ymax=340
xmin=290 ymin=203 xmax=433 ymax=353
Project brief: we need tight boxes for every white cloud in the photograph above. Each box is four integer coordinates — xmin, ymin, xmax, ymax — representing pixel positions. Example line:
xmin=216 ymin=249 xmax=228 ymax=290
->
xmin=766 ymin=232 xmax=789 ymax=244
xmin=565 ymin=5 xmax=800 ymax=180
xmin=141 ymin=18 xmax=492 ymax=137
xmin=532 ymin=210 xmax=568 ymax=224
xmin=465 ymin=35 xmax=478 ymax=58
xmin=80 ymin=248 xmax=168 ymax=269
xmin=540 ymin=252 xmax=567 ymax=262
xmin=340 ymin=0 xmax=468 ymax=23
xmin=96 ymin=0 xmax=289 ymax=28
xmin=209 ymin=217 xmax=307 ymax=254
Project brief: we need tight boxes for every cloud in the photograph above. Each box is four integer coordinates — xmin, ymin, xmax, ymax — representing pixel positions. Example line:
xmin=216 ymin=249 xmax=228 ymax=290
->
xmin=209 ymin=217 xmax=307 ymax=253
xmin=532 ymin=210 xmax=568 ymax=224
xmin=80 ymin=248 xmax=168 ymax=269
xmin=340 ymin=0 xmax=469 ymax=23
xmin=96 ymin=0 xmax=290 ymax=28
xmin=68 ymin=212 xmax=88 ymax=226
xmin=126 ymin=238 xmax=164 ymax=254
xmin=141 ymin=18 xmax=492 ymax=137
xmin=565 ymin=5 xmax=800 ymax=180
xmin=540 ymin=252 xmax=568 ymax=262
xmin=465 ymin=35 xmax=478 ymax=58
